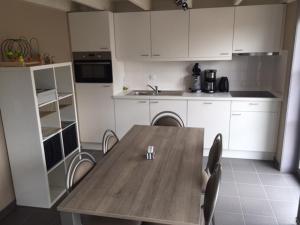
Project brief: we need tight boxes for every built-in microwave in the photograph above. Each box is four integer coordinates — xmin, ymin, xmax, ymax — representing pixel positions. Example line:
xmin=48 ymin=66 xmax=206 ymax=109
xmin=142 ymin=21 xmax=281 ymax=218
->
xmin=73 ymin=52 xmax=113 ymax=83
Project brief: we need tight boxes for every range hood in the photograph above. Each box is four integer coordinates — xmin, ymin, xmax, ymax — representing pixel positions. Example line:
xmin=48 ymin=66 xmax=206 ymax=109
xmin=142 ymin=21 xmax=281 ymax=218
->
xmin=233 ymin=52 xmax=280 ymax=56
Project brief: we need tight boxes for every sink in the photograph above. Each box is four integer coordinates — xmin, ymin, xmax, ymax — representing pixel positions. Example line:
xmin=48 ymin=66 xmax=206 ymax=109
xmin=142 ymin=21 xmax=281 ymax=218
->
xmin=230 ymin=91 xmax=276 ymax=98
xmin=127 ymin=90 xmax=184 ymax=96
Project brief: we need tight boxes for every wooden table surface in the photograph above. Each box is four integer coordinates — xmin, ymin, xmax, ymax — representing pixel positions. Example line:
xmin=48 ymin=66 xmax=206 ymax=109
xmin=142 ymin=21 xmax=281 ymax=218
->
xmin=58 ymin=125 xmax=204 ymax=225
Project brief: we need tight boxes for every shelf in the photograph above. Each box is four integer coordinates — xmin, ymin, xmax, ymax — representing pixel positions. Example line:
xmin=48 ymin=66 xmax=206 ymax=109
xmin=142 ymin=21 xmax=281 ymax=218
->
xmin=59 ymin=104 xmax=72 ymax=110
xmin=58 ymin=93 xmax=73 ymax=101
xmin=61 ymin=121 xmax=76 ymax=130
xmin=40 ymin=111 xmax=56 ymax=118
xmin=47 ymin=159 xmax=64 ymax=174
xmin=49 ymin=186 xmax=66 ymax=203
xmin=38 ymin=99 xmax=57 ymax=108
xmin=42 ymin=127 xmax=61 ymax=141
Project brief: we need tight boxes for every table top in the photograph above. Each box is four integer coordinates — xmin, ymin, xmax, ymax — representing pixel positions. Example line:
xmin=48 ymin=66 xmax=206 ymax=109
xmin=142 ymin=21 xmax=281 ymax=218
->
xmin=58 ymin=125 xmax=204 ymax=225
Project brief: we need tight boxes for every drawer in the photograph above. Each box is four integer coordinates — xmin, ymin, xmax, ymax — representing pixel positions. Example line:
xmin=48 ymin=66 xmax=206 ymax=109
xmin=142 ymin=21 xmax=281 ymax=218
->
xmin=231 ymin=101 xmax=280 ymax=112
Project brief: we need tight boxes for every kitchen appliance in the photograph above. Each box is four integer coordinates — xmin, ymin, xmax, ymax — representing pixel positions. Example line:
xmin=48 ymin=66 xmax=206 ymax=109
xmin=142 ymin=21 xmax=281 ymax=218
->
xmin=219 ymin=77 xmax=229 ymax=92
xmin=203 ymin=70 xmax=217 ymax=93
xmin=190 ymin=63 xmax=202 ymax=93
xmin=73 ymin=51 xmax=112 ymax=83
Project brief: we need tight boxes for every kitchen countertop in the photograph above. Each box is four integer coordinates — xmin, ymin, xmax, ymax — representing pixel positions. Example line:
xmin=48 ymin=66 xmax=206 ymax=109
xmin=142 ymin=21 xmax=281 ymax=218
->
xmin=113 ymin=91 xmax=282 ymax=101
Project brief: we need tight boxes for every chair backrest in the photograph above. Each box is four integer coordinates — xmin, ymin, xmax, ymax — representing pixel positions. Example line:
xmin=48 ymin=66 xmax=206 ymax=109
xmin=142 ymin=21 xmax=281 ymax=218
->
xmin=102 ymin=129 xmax=119 ymax=155
xmin=151 ymin=111 xmax=185 ymax=127
xmin=206 ymin=133 xmax=223 ymax=174
xmin=203 ymin=164 xmax=222 ymax=225
xmin=66 ymin=152 xmax=96 ymax=192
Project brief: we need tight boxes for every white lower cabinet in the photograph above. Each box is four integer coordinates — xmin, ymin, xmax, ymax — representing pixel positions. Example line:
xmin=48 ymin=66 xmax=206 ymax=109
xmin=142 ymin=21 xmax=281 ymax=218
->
xmin=187 ymin=101 xmax=231 ymax=149
xmin=115 ymin=99 xmax=150 ymax=138
xmin=229 ymin=111 xmax=279 ymax=152
xmin=150 ymin=100 xmax=187 ymax=125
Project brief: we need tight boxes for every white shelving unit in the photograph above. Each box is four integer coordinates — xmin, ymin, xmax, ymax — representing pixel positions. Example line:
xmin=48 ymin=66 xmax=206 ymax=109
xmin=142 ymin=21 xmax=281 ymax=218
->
xmin=0 ymin=62 xmax=80 ymax=208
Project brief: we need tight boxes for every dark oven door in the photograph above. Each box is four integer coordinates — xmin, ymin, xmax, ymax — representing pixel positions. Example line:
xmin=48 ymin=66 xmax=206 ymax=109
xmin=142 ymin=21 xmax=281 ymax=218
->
xmin=74 ymin=60 xmax=113 ymax=83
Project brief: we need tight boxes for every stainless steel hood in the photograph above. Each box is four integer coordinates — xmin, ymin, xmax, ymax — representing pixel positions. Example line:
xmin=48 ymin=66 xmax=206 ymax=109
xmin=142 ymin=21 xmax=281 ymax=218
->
xmin=233 ymin=52 xmax=280 ymax=56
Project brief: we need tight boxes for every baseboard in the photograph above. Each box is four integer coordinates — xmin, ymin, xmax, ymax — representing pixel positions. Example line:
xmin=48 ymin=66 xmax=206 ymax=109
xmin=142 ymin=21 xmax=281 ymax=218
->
xmin=204 ymin=149 xmax=275 ymax=160
xmin=0 ymin=200 xmax=16 ymax=221
xmin=273 ymin=157 xmax=281 ymax=170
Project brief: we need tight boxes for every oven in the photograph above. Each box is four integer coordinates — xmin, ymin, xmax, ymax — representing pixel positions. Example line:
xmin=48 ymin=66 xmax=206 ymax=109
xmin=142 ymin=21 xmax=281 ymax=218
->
xmin=73 ymin=52 xmax=113 ymax=83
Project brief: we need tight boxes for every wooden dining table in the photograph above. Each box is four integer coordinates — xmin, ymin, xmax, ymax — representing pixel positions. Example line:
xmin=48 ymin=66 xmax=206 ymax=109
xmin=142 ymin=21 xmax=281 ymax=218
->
xmin=58 ymin=125 xmax=204 ymax=225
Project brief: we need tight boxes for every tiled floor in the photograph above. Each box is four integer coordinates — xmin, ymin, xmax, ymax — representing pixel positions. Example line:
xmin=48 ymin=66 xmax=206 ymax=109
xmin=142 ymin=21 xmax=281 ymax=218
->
xmin=209 ymin=158 xmax=300 ymax=225
xmin=1 ymin=154 xmax=299 ymax=225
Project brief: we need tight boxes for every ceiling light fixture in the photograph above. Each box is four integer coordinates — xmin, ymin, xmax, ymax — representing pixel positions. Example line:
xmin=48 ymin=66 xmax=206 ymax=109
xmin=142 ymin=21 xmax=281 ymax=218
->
xmin=176 ymin=0 xmax=189 ymax=10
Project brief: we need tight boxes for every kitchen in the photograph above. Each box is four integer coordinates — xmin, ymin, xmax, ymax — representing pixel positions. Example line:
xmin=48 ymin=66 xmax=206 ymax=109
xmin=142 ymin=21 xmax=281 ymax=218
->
xmin=0 ymin=0 xmax=299 ymax=225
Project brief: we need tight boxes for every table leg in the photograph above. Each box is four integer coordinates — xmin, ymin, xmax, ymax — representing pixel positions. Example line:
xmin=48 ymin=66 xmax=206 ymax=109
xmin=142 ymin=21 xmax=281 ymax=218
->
xmin=60 ymin=212 xmax=82 ymax=225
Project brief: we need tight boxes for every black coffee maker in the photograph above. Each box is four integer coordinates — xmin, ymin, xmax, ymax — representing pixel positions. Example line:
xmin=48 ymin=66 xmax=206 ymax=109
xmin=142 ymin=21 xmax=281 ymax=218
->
xmin=203 ymin=70 xmax=217 ymax=93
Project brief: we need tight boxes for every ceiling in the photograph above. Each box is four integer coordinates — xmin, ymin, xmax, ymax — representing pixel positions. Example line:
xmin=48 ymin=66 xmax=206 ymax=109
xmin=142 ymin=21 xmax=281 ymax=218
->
xmin=22 ymin=0 xmax=294 ymax=12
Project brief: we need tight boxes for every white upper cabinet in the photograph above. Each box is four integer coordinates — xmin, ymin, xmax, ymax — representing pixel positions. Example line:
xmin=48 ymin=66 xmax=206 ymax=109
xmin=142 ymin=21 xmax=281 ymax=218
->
xmin=189 ymin=7 xmax=234 ymax=59
xmin=233 ymin=5 xmax=285 ymax=53
xmin=151 ymin=10 xmax=189 ymax=58
xmin=114 ymin=12 xmax=151 ymax=59
xmin=68 ymin=12 xmax=111 ymax=52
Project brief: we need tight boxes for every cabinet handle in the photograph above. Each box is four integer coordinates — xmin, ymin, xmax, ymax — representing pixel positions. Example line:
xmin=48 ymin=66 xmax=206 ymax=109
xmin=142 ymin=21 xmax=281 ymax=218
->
xmin=232 ymin=113 xmax=242 ymax=116
xmin=138 ymin=101 xmax=147 ymax=103
xmin=249 ymin=103 xmax=259 ymax=106
xmin=140 ymin=54 xmax=149 ymax=57
xmin=152 ymin=54 xmax=161 ymax=56
xmin=234 ymin=49 xmax=243 ymax=52
xmin=150 ymin=101 xmax=159 ymax=104
xmin=203 ymin=102 xmax=213 ymax=105
xmin=103 ymin=85 xmax=111 ymax=87
xmin=100 ymin=47 xmax=108 ymax=50
xmin=220 ymin=53 xmax=229 ymax=56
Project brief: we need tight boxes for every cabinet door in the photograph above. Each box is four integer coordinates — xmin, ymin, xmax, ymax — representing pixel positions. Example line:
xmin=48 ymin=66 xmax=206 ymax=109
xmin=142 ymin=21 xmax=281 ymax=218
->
xmin=150 ymin=100 xmax=187 ymax=125
xmin=114 ymin=12 xmax=151 ymax=59
xmin=189 ymin=7 xmax=234 ymax=59
xmin=76 ymin=83 xmax=115 ymax=143
xmin=229 ymin=112 xmax=279 ymax=152
xmin=187 ymin=101 xmax=231 ymax=149
xmin=115 ymin=99 xmax=150 ymax=138
xmin=151 ymin=10 xmax=189 ymax=58
xmin=68 ymin=12 xmax=110 ymax=51
xmin=233 ymin=5 xmax=285 ymax=53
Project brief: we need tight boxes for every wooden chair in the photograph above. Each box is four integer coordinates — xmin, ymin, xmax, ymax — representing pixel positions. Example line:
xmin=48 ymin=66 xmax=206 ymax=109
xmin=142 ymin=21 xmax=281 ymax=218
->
xmin=151 ymin=111 xmax=184 ymax=127
xmin=201 ymin=133 xmax=223 ymax=193
xmin=102 ymin=129 xmax=119 ymax=155
xmin=66 ymin=151 xmax=141 ymax=225
xmin=201 ymin=164 xmax=222 ymax=225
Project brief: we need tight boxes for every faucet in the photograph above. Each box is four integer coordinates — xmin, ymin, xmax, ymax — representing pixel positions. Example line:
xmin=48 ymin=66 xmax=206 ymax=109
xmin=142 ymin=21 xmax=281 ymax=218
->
xmin=147 ymin=84 xmax=159 ymax=95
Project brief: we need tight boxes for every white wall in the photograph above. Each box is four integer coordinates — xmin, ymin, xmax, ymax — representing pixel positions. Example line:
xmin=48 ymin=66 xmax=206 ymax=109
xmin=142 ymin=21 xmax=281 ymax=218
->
xmin=123 ymin=55 xmax=286 ymax=94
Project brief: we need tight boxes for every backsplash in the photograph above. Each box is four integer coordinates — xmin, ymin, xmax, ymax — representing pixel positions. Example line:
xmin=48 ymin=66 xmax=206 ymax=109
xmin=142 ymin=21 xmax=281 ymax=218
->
xmin=123 ymin=55 xmax=287 ymax=94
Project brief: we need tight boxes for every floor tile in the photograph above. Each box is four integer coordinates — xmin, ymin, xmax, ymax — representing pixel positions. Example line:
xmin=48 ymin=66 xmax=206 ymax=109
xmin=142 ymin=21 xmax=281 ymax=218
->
xmin=276 ymin=216 xmax=297 ymax=225
xmin=270 ymin=200 xmax=298 ymax=220
xmin=244 ymin=215 xmax=277 ymax=225
xmin=216 ymin=196 xmax=243 ymax=213
xmin=223 ymin=170 xmax=235 ymax=182
xmin=220 ymin=182 xmax=239 ymax=197
xmin=253 ymin=161 xmax=280 ymax=174
xmin=282 ymin=174 xmax=300 ymax=187
xmin=264 ymin=186 xmax=300 ymax=202
xmin=240 ymin=198 xmax=273 ymax=216
xmin=237 ymin=184 xmax=267 ymax=199
xmin=234 ymin=172 xmax=260 ymax=185
xmin=221 ymin=158 xmax=233 ymax=171
xmin=231 ymin=159 xmax=256 ymax=172
xmin=259 ymin=174 xmax=287 ymax=186
xmin=214 ymin=211 xmax=245 ymax=225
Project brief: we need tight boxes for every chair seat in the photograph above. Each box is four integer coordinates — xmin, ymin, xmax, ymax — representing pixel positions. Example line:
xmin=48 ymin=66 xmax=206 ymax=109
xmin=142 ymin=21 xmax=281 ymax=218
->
xmin=82 ymin=215 xmax=142 ymax=225
xmin=201 ymin=170 xmax=210 ymax=193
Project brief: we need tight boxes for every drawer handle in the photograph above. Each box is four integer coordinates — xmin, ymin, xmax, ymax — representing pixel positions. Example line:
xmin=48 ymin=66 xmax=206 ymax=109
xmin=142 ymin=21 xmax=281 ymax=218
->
xmin=232 ymin=113 xmax=241 ymax=116
xmin=152 ymin=54 xmax=161 ymax=56
xmin=141 ymin=54 xmax=149 ymax=57
xmin=101 ymin=47 xmax=108 ymax=50
xmin=138 ymin=101 xmax=147 ymax=103
xmin=150 ymin=101 xmax=159 ymax=104
xmin=103 ymin=85 xmax=111 ymax=87
xmin=203 ymin=102 xmax=213 ymax=105
xmin=220 ymin=53 xmax=229 ymax=56
xmin=234 ymin=49 xmax=243 ymax=52
xmin=249 ymin=103 xmax=259 ymax=106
